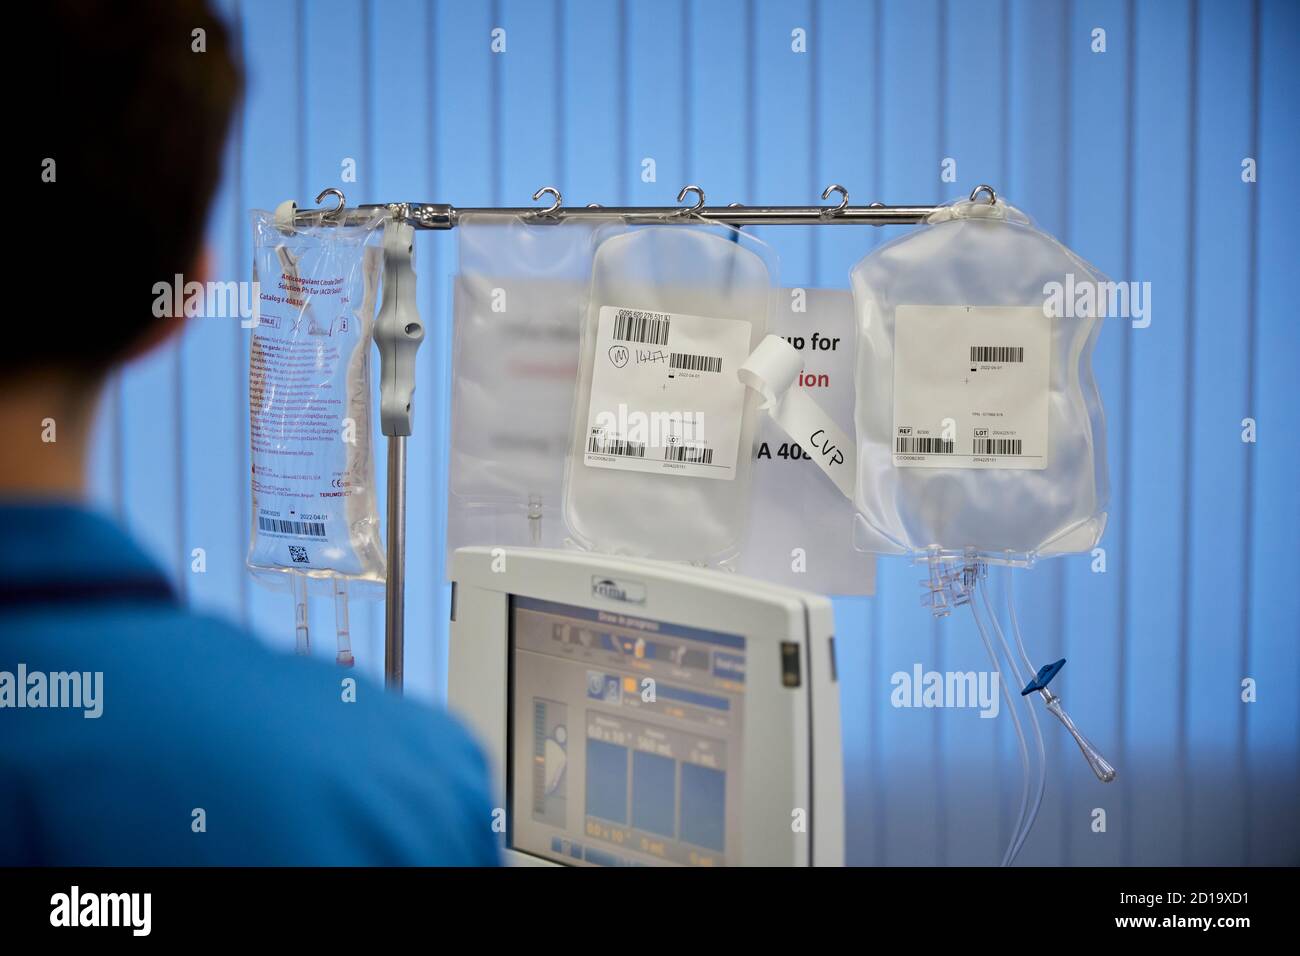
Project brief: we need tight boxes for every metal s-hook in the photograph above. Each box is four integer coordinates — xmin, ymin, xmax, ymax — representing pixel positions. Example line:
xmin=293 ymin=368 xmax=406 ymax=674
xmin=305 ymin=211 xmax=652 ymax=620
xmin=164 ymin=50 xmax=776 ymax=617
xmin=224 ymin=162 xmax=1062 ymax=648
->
xmin=820 ymin=183 xmax=849 ymax=218
xmin=529 ymin=185 xmax=563 ymax=219
xmin=969 ymin=184 xmax=998 ymax=205
xmin=315 ymin=187 xmax=347 ymax=218
xmin=674 ymin=184 xmax=706 ymax=218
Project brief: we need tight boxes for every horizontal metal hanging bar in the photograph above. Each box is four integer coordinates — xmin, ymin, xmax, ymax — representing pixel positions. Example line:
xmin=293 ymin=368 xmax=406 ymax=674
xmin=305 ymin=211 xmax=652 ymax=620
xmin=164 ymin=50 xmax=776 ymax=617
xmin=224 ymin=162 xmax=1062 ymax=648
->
xmin=294 ymin=184 xmax=997 ymax=230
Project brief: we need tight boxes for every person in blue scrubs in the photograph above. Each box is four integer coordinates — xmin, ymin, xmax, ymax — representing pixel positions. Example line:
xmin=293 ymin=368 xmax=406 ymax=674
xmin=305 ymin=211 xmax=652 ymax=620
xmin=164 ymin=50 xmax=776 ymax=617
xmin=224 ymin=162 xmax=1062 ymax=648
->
xmin=0 ymin=1 xmax=498 ymax=866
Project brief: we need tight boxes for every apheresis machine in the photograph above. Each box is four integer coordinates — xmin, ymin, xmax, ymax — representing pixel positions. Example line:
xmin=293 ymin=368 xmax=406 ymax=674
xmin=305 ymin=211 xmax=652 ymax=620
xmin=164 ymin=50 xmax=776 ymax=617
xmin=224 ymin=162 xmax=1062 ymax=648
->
xmin=448 ymin=547 xmax=843 ymax=867
xmin=255 ymin=183 xmax=1117 ymax=868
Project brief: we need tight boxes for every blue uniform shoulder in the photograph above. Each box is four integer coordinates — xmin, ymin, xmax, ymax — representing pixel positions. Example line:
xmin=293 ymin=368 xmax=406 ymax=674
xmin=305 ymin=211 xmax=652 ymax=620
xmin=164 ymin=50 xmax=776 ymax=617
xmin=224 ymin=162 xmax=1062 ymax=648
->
xmin=0 ymin=602 xmax=500 ymax=866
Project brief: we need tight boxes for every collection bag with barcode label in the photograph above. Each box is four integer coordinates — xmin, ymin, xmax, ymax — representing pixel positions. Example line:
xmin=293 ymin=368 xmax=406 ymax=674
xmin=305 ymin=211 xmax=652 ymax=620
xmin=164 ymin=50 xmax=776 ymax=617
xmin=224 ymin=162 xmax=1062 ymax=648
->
xmin=849 ymin=195 xmax=1109 ymax=561
xmin=246 ymin=206 xmax=387 ymax=584
xmin=563 ymin=224 xmax=776 ymax=566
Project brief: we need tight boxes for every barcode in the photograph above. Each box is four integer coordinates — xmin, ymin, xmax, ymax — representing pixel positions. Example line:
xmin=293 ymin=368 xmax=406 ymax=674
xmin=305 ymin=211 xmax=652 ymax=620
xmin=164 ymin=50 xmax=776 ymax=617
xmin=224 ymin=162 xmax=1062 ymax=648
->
xmin=974 ymin=438 xmax=1023 ymax=456
xmin=588 ymin=430 xmax=646 ymax=458
xmin=613 ymin=309 xmax=670 ymax=345
xmin=669 ymin=352 xmax=722 ymax=373
xmin=970 ymin=345 xmax=1024 ymax=363
xmin=259 ymin=516 xmax=327 ymax=538
xmin=664 ymin=444 xmax=713 ymax=464
xmin=896 ymin=436 xmax=955 ymax=454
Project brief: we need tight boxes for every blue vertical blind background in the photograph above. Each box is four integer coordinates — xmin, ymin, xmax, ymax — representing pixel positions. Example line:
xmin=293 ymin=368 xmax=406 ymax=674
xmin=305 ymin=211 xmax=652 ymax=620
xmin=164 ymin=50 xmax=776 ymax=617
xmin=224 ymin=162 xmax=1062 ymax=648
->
xmin=88 ymin=0 xmax=1298 ymax=865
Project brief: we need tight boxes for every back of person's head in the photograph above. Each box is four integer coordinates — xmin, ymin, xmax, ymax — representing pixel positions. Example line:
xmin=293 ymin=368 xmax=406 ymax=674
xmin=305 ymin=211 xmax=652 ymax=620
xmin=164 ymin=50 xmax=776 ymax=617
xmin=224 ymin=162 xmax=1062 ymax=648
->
xmin=24 ymin=0 xmax=243 ymax=383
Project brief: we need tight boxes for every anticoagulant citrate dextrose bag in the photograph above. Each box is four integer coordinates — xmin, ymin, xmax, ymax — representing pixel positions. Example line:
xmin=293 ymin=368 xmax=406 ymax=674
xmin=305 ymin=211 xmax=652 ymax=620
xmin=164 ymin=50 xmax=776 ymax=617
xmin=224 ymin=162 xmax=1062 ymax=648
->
xmin=246 ymin=208 xmax=386 ymax=584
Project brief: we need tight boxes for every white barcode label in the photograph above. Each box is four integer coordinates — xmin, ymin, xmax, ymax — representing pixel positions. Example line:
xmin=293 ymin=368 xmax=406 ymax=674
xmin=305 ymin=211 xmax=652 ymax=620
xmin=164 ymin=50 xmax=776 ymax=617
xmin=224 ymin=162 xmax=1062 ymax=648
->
xmin=893 ymin=305 xmax=1050 ymax=471
xmin=664 ymin=444 xmax=714 ymax=464
xmin=612 ymin=309 xmax=671 ymax=345
xmin=583 ymin=305 xmax=751 ymax=480
xmin=896 ymin=435 xmax=954 ymax=455
xmin=973 ymin=437 xmax=1022 ymax=456
xmin=258 ymin=515 xmax=327 ymax=538
xmin=587 ymin=428 xmax=646 ymax=459
xmin=669 ymin=352 xmax=722 ymax=373
xmin=970 ymin=345 xmax=1024 ymax=363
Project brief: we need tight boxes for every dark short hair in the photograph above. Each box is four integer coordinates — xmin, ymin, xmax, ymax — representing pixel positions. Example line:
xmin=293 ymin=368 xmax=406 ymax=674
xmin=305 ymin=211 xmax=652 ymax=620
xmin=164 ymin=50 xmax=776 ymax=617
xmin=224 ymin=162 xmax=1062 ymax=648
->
xmin=20 ymin=0 xmax=242 ymax=377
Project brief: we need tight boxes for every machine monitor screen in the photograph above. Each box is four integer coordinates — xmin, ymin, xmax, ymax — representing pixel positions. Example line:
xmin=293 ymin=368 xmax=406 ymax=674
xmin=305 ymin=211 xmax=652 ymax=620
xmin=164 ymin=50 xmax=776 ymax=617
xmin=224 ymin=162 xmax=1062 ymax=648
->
xmin=508 ymin=594 xmax=747 ymax=866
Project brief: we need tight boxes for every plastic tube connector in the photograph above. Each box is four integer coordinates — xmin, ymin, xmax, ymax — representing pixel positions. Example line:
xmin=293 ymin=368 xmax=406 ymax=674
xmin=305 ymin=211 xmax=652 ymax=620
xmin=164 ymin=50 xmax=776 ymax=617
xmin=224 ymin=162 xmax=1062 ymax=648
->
xmin=1041 ymin=690 xmax=1117 ymax=783
xmin=919 ymin=555 xmax=983 ymax=618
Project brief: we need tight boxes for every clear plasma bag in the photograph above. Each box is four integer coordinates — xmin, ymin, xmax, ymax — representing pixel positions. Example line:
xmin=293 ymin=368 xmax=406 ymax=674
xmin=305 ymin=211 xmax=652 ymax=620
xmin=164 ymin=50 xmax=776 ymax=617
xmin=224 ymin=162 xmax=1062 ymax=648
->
xmin=849 ymin=192 xmax=1110 ymax=565
xmin=563 ymin=221 xmax=778 ymax=567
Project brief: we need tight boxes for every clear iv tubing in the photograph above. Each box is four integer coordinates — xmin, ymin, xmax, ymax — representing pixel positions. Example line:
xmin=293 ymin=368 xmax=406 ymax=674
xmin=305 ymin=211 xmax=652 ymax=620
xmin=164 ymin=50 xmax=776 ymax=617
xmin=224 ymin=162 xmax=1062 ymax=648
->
xmin=292 ymin=572 xmax=310 ymax=655
xmin=333 ymin=576 xmax=354 ymax=667
xmin=1006 ymin=569 xmax=1117 ymax=785
xmin=1003 ymin=567 xmax=1038 ymax=679
xmin=980 ymin=574 xmax=1047 ymax=864
xmin=967 ymin=594 xmax=1030 ymax=867
xmin=527 ymin=494 xmax=543 ymax=546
